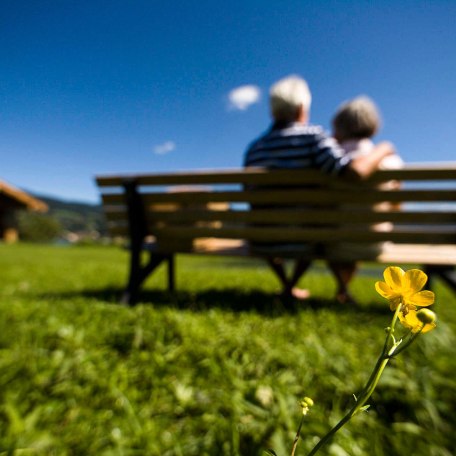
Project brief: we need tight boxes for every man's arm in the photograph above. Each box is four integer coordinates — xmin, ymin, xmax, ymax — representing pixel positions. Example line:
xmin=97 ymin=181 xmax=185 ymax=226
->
xmin=346 ymin=142 xmax=396 ymax=180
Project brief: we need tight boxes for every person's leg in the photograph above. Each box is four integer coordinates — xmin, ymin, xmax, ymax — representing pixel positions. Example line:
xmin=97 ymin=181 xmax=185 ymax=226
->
xmin=328 ymin=261 xmax=357 ymax=304
xmin=266 ymin=257 xmax=312 ymax=300
xmin=287 ymin=259 xmax=312 ymax=299
xmin=265 ymin=257 xmax=289 ymax=289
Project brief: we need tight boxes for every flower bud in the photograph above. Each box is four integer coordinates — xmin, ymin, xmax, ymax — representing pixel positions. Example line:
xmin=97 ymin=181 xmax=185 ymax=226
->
xmin=300 ymin=397 xmax=314 ymax=415
xmin=416 ymin=308 xmax=436 ymax=325
xmin=303 ymin=397 xmax=314 ymax=407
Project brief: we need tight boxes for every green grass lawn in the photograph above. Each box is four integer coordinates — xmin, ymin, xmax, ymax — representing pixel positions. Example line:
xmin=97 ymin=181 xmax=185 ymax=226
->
xmin=0 ymin=243 xmax=455 ymax=455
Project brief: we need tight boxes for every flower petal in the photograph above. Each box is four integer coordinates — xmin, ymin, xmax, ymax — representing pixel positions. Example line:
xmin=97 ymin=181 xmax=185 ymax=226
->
xmin=399 ymin=310 xmax=421 ymax=332
xmin=399 ymin=310 xmax=436 ymax=333
xmin=389 ymin=297 xmax=401 ymax=311
xmin=375 ymin=281 xmax=396 ymax=299
xmin=408 ymin=290 xmax=435 ymax=307
xmin=403 ymin=269 xmax=428 ymax=293
xmin=383 ymin=267 xmax=405 ymax=291
xmin=421 ymin=321 xmax=437 ymax=333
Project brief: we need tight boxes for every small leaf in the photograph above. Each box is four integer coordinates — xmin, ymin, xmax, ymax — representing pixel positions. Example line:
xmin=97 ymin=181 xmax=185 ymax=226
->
xmin=265 ymin=450 xmax=279 ymax=456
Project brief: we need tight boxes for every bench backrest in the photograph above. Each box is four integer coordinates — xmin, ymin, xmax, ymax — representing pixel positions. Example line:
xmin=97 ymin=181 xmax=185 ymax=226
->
xmin=96 ymin=164 xmax=456 ymax=251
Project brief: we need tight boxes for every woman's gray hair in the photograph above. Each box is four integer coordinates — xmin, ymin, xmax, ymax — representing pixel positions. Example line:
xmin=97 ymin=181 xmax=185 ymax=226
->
xmin=269 ymin=75 xmax=312 ymax=122
xmin=332 ymin=96 xmax=381 ymax=141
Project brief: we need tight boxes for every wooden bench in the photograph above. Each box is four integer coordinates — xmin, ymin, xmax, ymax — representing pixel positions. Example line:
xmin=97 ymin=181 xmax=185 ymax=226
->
xmin=96 ymin=164 xmax=456 ymax=305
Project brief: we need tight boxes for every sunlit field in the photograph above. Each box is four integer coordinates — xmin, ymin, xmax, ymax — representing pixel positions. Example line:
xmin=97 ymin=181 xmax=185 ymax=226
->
xmin=0 ymin=243 xmax=455 ymax=455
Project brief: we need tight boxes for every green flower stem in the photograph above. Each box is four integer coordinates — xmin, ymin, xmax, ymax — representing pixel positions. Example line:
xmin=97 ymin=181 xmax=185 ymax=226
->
xmin=306 ymin=357 xmax=390 ymax=456
xmin=291 ymin=414 xmax=305 ymax=456
xmin=305 ymin=304 xmax=403 ymax=456
xmin=392 ymin=327 xmax=422 ymax=357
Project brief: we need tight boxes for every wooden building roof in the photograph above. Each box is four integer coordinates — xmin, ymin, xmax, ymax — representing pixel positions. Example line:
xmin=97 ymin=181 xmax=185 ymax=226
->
xmin=0 ymin=180 xmax=48 ymax=212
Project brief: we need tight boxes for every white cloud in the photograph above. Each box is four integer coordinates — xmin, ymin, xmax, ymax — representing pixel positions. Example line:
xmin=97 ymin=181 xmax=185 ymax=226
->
xmin=153 ymin=141 xmax=176 ymax=155
xmin=227 ymin=85 xmax=261 ymax=111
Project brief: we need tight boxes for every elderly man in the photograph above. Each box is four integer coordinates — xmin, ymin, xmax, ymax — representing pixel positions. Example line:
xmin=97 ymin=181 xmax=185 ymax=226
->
xmin=244 ymin=75 xmax=394 ymax=302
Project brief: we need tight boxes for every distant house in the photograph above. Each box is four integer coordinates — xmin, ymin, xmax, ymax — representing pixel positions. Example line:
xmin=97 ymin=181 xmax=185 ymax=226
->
xmin=0 ymin=180 xmax=48 ymax=243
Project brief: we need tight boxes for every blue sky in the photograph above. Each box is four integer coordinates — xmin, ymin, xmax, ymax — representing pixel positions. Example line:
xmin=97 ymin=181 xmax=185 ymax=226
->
xmin=1 ymin=0 xmax=455 ymax=203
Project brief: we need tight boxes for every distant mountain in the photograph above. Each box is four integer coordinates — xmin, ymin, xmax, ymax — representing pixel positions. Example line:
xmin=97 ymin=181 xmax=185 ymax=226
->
xmin=31 ymin=193 xmax=108 ymax=236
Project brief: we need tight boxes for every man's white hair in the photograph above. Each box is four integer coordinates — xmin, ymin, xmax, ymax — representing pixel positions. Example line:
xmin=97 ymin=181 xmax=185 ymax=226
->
xmin=269 ymin=75 xmax=312 ymax=122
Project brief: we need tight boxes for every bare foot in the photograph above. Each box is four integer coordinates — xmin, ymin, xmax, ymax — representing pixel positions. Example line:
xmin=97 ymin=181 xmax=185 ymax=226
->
xmin=291 ymin=287 xmax=311 ymax=300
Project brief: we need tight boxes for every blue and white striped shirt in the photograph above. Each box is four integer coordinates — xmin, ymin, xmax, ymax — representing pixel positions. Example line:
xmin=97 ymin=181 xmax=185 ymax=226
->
xmin=244 ymin=122 xmax=351 ymax=175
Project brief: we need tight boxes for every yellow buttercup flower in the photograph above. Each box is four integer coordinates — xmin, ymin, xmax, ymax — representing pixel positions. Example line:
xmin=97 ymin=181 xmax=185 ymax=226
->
xmin=375 ymin=266 xmax=434 ymax=313
xmin=399 ymin=309 xmax=437 ymax=333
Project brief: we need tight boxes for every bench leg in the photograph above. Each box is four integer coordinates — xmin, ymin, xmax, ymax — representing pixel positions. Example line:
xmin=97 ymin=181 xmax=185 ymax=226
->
xmin=287 ymin=259 xmax=312 ymax=291
xmin=121 ymin=252 xmax=168 ymax=306
xmin=439 ymin=269 xmax=456 ymax=293
xmin=167 ymin=255 xmax=175 ymax=293
xmin=425 ymin=266 xmax=456 ymax=294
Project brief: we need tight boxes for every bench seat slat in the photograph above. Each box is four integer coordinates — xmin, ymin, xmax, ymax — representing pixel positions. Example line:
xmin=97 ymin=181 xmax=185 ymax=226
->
xmin=188 ymin=240 xmax=456 ymax=265
xmin=96 ymin=164 xmax=456 ymax=187
xmin=150 ymin=210 xmax=455 ymax=225
xmin=106 ymin=224 xmax=456 ymax=244
xmin=137 ymin=238 xmax=456 ymax=266
xmin=101 ymin=188 xmax=456 ymax=206
xmin=96 ymin=169 xmax=333 ymax=187
xmin=102 ymin=206 xmax=456 ymax=226
xmin=138 ymin=226 xmax=455 ymax=244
